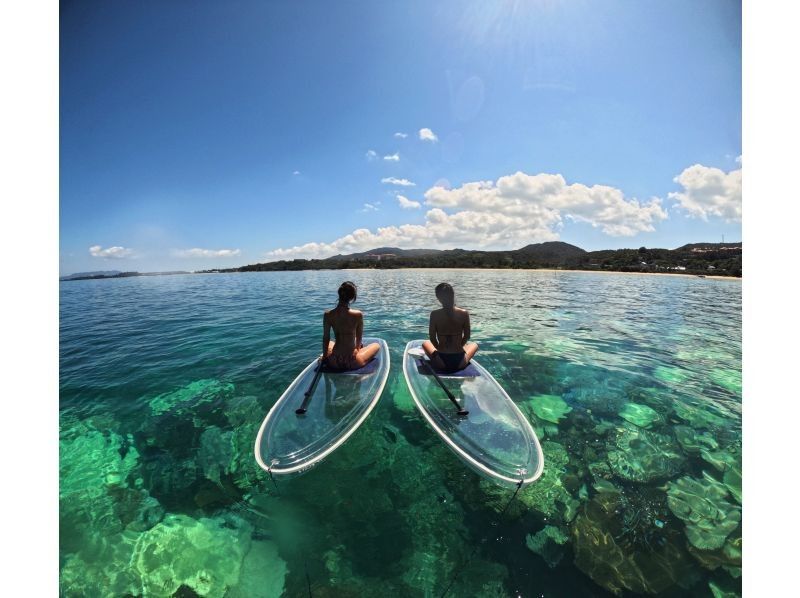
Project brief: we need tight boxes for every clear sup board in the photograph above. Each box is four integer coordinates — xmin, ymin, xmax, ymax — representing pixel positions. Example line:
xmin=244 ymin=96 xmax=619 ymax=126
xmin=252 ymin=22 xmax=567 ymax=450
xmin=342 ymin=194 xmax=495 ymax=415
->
xmin=402 ymin=340 xmax=544 ymax=487
xmin=255 ymin=337 xmax=390 ymax=476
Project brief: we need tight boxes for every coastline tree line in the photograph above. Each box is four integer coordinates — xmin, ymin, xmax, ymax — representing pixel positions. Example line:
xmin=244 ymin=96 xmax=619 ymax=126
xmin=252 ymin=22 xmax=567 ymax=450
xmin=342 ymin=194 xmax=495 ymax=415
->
xmin=224 ymin=242 xmax=742 ymax=277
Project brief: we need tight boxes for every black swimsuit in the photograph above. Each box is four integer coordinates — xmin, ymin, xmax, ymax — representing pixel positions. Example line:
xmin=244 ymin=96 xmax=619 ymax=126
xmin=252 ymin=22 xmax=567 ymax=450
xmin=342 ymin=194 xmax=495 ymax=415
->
xmin=433 ymin=350 xmax=466 ymax=372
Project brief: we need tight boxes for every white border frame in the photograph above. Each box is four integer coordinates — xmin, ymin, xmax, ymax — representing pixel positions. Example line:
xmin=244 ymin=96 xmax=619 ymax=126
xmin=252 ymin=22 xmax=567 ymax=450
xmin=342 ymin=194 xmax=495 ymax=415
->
xmin=254 ymin=337 xmax=390 ymax=475
xmin=402 ymin=340 xmax=545 ymax=487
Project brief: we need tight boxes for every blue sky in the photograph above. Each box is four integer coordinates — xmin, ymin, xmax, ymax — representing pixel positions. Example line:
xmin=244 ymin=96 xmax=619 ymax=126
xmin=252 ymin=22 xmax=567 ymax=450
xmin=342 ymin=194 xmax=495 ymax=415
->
xmin=60 ymin=0 xmax=741 ymax=274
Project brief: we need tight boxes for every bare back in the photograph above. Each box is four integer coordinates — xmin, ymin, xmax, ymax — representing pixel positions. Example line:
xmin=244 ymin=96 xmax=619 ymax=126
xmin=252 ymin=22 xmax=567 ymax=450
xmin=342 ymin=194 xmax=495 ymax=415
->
xmin=324 ymin=306 xmax=363 ymax=355
xmin=429 ymin=307 xmax=471 ymax=353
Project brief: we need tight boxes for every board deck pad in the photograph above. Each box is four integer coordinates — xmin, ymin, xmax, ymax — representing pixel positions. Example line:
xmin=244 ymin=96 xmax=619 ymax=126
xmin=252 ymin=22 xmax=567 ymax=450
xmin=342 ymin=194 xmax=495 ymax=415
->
xmin=403 ymin=339 xmax=543 ymax=487
xmin=415 ymin=359 xmax=481 ymax=378
xmin=255 ymin=337 xmax=390 ymax=476
xmin=322 ymin=358 xmax=380 ymax=375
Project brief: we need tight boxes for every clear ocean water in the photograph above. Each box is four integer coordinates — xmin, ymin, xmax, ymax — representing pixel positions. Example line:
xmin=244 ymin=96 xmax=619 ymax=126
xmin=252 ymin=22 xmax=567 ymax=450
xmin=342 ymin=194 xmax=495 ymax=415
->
xmin=59 ymin=269 xmax=742 ymax=597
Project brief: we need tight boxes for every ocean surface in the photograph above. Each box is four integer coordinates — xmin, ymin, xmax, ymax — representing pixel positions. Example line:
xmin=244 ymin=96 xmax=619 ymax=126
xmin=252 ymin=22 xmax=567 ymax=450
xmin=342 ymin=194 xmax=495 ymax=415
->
xmin=59 ymin=269 xmax=742 ymax=597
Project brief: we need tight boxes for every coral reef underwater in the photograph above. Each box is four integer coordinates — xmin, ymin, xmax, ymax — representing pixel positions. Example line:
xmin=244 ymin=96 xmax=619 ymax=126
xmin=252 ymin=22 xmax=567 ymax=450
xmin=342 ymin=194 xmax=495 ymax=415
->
xmin=61 ymin=355 xmax=742 ymax=597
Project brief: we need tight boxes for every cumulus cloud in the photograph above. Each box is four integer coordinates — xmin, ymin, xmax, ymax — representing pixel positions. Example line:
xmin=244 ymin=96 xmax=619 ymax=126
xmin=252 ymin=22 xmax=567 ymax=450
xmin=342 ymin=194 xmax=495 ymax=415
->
xmin=89 ymin=245 xmax=133 ymax=259
xmin=419 ymin=128 xmax=438 ymax=142
xmin=266 ymin=170 xmax=667 ymax=259
xmin=394 ymin=132 xmax=408 ymax=138
xmin=397 ymin=195 xmax=421 ymax=209
xmin=365 ymin=149 xmax=378 ymax=160
xmin=174 ymin=248 xmax=242 ymax=258
xmin=383 ymin=153 xmax=400 ymax=161
xmin=424 ymin=171 xmax=667 ymax=236
xmin=360 ymin=203 xmax=379 ymax=212
xmin=668 ymin=163 xmax=742 ymax=222
xmin=381 ymin=177 xmax=416 ymax=187
xmin=266 ymin=209 xmax=560 ymax=260
xmin=293 ymin=170 xmax=301 ymax=175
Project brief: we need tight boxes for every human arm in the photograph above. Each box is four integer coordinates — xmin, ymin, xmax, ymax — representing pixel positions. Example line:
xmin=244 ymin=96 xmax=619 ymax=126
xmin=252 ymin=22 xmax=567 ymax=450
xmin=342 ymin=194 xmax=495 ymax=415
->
xmin=462 ymin=311 xmax=471 ymax=346
xmin=355 ymin=312 xmax=364 ymax=348
xmin=428 ymin=312 xmax=438 ymax=349
xmin=321 ymin=312 xmax=331 ymax=359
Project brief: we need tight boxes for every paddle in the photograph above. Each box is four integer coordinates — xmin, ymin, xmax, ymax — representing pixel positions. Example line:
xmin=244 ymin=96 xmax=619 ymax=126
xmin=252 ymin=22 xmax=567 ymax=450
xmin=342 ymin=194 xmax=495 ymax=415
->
xmin=419 ymin=358 xmax=468 ymax=416
xmin=296 ymin=358 xmax=325 ymax=415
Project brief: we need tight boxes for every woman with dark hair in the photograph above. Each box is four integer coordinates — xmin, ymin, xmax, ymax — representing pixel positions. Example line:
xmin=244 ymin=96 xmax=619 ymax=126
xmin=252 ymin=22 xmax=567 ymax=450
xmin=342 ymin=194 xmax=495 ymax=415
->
xmin=321 ymin=281 xmax=381 ymax=370
xmin=422 ymin=282 xmax=479 ymax=372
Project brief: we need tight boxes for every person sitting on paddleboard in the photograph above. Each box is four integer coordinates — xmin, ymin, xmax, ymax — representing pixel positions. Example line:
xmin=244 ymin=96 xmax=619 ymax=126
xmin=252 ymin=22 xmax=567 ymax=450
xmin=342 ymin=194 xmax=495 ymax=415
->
xmin=322 ymin=281 xmax=380 ymax=370
xmin=422 ymin=282 xmax=478 ymax=372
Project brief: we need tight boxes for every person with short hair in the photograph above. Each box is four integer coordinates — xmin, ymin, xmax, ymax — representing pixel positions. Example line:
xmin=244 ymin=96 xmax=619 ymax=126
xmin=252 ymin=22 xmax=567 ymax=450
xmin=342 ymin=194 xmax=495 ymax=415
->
xmin=422 ymin=282 xmax=478 ymax=372
xmin=322 ymin=281 xmax=380 ymax=370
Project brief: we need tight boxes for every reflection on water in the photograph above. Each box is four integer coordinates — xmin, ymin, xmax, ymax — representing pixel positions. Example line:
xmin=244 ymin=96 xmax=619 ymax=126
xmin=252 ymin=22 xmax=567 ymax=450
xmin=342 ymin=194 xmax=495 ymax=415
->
xmin=60 ymin=270 xmax=741 ymax=597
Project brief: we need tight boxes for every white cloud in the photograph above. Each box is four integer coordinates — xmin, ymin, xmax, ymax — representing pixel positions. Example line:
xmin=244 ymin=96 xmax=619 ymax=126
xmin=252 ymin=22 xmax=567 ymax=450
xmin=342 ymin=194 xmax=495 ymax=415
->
xmin=394 ymin=132 xmax=408 ymax=138
xmin=89 ymin=245 xmax=133 ymax=259
xmin=419 ymin=128 xmax=438 ymax=142
xmin=383 ymin=153 xmax=400 ymax=161
xmin=424 ymin=171 xmax=667 ymax=236
xmin=381 ymin=177 xmax=416 ymax=187
xmin=360 ymin=203 xmax=379 ymax=212
xmin=397 ymin=195 xmax=421 ymax=209
xmin=266 ymin=209 xmax=560 ymax=260
xmin=174 ymin=248 xmax=242 ymax=258
xmin=266 ymin=170 xmax=667 ymax=259
xmin=365 ymin=149 xmax=378 ymax=160
xmin=668 ymin=163 xmax=742 ymax=222
xmin=293 ymin=170 xmax=300 ymax=175
xmin=735 ymin=155 xmax=742 ymax=164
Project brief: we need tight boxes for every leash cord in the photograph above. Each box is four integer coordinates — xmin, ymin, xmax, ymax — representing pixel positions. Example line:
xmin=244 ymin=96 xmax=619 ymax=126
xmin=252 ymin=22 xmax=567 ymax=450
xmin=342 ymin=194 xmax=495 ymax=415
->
xmin=439 ymin=479 xmax=524 ymax=598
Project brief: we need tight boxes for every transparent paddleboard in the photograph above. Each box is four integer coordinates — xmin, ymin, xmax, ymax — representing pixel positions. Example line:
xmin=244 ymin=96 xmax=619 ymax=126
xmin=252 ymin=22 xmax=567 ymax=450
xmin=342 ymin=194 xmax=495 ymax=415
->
xmin=255 ymin=337 xmax=390 ymax=475
xmin=402 ymin=340 xmax=543 ymax=487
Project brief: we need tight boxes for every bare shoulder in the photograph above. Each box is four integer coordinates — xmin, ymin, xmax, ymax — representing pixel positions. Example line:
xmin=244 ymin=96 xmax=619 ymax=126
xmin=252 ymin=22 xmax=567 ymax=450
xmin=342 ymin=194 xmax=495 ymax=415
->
xmin=456 ymin=307 xmax=470 ymax=318
xmin=349 ymin=308 xmax=364 ymax=317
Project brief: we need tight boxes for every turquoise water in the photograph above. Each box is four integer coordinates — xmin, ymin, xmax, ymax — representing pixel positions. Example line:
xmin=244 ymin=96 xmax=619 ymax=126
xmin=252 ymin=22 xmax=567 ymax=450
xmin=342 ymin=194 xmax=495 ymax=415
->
xmin=60 ymin=270 xmax=742 ymax=597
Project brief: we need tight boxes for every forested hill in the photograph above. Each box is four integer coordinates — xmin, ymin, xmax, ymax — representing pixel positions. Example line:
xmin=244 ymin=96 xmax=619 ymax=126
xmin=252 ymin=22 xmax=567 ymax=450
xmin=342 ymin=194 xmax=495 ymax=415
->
xmin=324 ymin=247 xmax=443 ymax=261
xmin=227 ymin=241 xmax=741 ymax=277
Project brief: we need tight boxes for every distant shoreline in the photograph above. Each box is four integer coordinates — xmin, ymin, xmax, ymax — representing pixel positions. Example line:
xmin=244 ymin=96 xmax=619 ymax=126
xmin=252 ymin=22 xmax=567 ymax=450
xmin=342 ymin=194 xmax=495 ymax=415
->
xmin=61 ymin=267 xmax=740 ymax=282
xmin=272 ymin=267 xmax=741 ymax=281
xmin=62 ymin=241 xmax=742 ymax=281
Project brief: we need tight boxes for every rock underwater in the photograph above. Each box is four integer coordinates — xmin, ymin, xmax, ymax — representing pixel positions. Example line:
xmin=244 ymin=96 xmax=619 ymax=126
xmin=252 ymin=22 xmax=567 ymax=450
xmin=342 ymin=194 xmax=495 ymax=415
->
xmin=60 ymin=421 xmax=164 ymax=596
xmin=571 ymin=489 xmax=699 ymax=595
xmin=618 ymin=402 xmax=661 ymax=429
xmin=674 ymin=425 xmax=719 ymax=455
xmin=667 ymin=472 xmax=741 ymax=551
xmin=148 ymin=378 xmax=235 ymax=416
xmin=526 ymin=394 xmax=572 ymax=424
xmin=526 ymin=525 xmax=569 ymax=568
xmin=482 ymin=440 xmax=579 ymax=523
xmin=131 ymin=512 xmax=287 ymax=598
xmin=606 ymin=424 xmax=686 ymax=483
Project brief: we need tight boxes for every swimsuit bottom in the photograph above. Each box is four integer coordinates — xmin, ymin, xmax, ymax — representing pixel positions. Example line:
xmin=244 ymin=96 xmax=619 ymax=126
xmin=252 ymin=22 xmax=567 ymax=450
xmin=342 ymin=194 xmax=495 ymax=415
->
xmin=326 ymin=349 xmax=360 ymax=371
xmin=432 ymin=350 xmax=466 ymax=372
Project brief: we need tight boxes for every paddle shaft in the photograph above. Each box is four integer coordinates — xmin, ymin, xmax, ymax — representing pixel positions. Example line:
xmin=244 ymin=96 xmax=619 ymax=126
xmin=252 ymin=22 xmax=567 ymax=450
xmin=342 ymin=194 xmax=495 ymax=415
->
xmin=296 ymin=359 xmax=324 ymax=414
xmin=419 ymin=358 xmax=468 ymax=415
